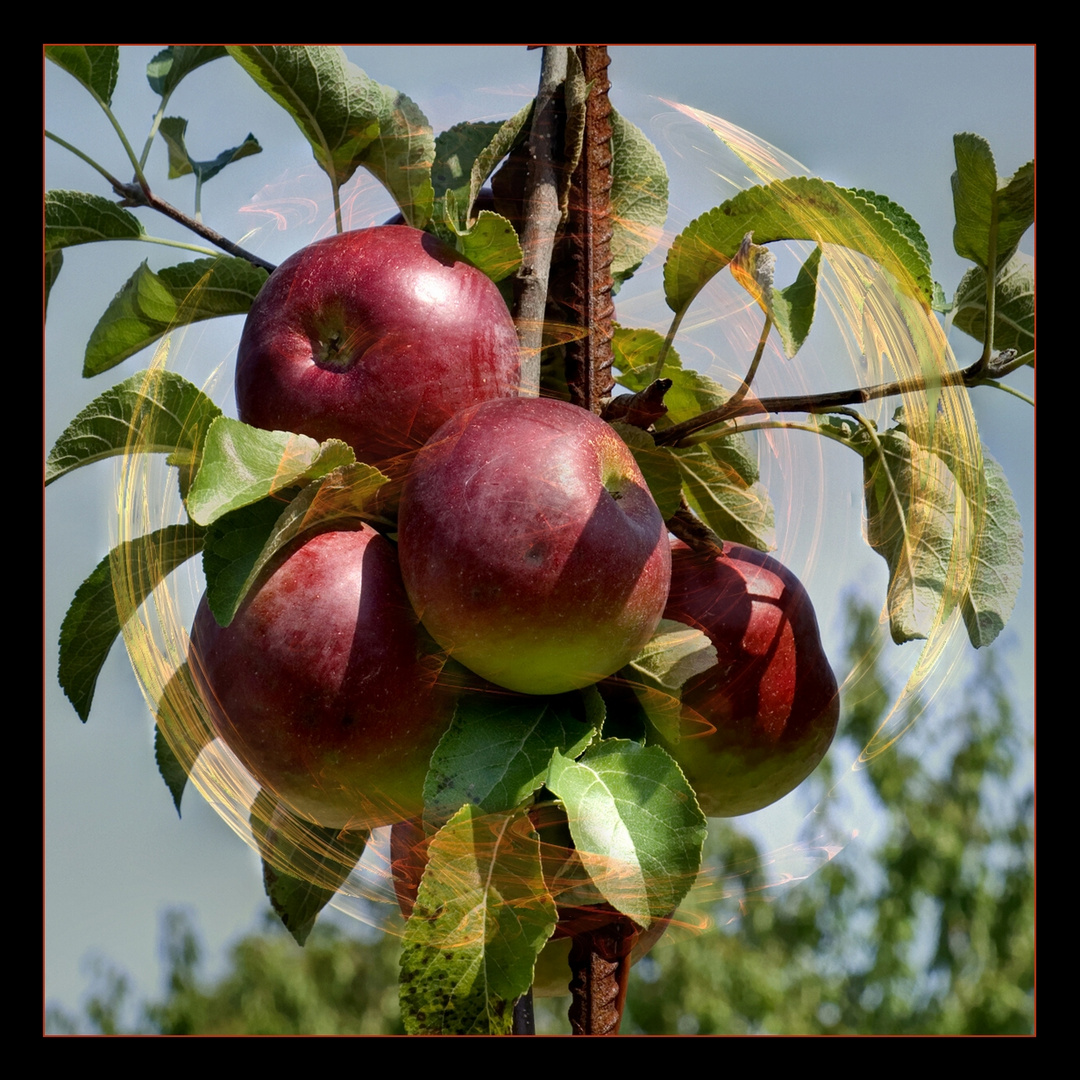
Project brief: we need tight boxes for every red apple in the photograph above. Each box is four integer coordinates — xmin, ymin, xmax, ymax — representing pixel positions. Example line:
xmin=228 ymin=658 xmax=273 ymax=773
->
xmin=235 ymin=225 xmax=521 ymax=469
xmin=189 ymin=523 xmax=451 ymax=830
xmin=656 ymin=540 xmax=840 ymax=817
xmin=397 ymin=398 xmax=671 ymax=696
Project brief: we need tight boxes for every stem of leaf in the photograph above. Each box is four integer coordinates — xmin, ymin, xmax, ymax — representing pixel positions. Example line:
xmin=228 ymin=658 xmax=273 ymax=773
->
xmin=725 ymin=314 xmax=772 ymax=413
xmin=141 ymin=235 xmax=223 ymax=258
xmin=332 ymin=179 xmax=343 ymax=234
xmin=139 ymin=94 xmax=173 ymax=172
xmin=973 ymin=379 xmax=1034 ymax=406
xmin=45 ymin=130 xmax=126 ymax=191
xmin=650 ymin=303 xmax=690 ymax=384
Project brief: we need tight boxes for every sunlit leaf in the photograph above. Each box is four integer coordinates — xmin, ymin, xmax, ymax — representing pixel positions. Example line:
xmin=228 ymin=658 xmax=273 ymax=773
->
xmin=423 ymin=692 xmax=597 ymax=823
xmin=951 ymin=133 xmax=1034 ymax=271
xmin=226 ymin=46 xmax=434 ymax=227
xmin=46 ymin=370 xmax=222 ymax=485
xmin=610 ymin=109 xmax=668 ymax=288
xmin=400 ymin=804 xmax=556 ymax=1033
xmin=665 ymin=177 xmax=934 ymax=318
xmin=546 ymin=740 xmax=706 ymax=926
xmin=83 ymin=257 xmax=268 ymax=376
xmin=185 ymin=418 xmax=355 ymax=526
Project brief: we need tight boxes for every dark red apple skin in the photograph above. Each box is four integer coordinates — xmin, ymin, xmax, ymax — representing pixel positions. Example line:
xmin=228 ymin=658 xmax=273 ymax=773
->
xmin=189 ymin=523 xmax=451 ymax=830
xmin=236 ymin=226 xmax=521 ymax=469
xmin=397 ymin=398 xmax=672 ymax=696
xmin=658 ymin=540 xmax=840 ymax=817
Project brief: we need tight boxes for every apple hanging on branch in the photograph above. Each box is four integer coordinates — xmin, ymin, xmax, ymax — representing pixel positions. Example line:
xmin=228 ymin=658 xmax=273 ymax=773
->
xmin=645 ymin=539 xmax=841 ymax=818
xmin=236 ymin=225 xmax=522 ymax=470
xmin=189 ymin=522 xmax=453 ymax=830
xmin=397 ymin=396 xmax=672 ymax=696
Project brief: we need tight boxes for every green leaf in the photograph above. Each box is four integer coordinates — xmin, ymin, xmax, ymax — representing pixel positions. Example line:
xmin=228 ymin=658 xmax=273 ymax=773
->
xmin=728 ymin=232 xmax=820 ymax=355
xmin=83 ymin=257 xmax=268 ymax=376
xmin=45 ymin=370 xmax=222 ymax=486
xmin=400 ymin=804 xmax=557 ymax=1033
xmin=449 ymin=211 xmax=522 ymax=282
xmin=45 ymin=190 xmax=145 ymax=251
xmin=201 ymin=498 xmax=285 ymax=627
xmin=664 ymin=177 xmax=934 ymax=318
xmin=46 ymin=46 xmax=119 ymax=106
xmin=423 ymin=692 xmax=597 ymax=823
xmin=251 ymin=789 xmax=368 ymax=946
xmin=863 ymin=427 xmax=956 ymax=644
xmin=672 ymin=443 xmax=775 ymax=552
xmin=772 ymin=245 xmax=822 ymax=358
xmin=610 ymin=109 xmax=668 ymax=288
xmin=154 ymin=661 xmax=215 ymax=817
xmin=58 ymin=525 xmax=205 ymax=722
xmin=546 ymin=740 xmax=707 ymax=926
xmin=852 ymin=188 xmax=932 ymax=270
xmin=860 ymin=419 xmax=1023 ymax=648
xmin=612 ymin=331 xmax=773 ymax=548
xmin=201 ymin=462 xmax=389 ymax=626
xmin=612 ymin=324 xmax=671 ymax=385
xmin=468 ymin=102 xmax=533 ymax=221
xmin=432 ymin=120 xmax=503 ymax=234
xmin=949 ymin=255 xmax=1034 ymax=359
xmin=610 ymin=423 xmax=682 ymax=519
xmin=883 ymin=417 xmax=1025 ymax=649
xmin=146 ymin=46 xmax=228 ymax=98
xmin=154 ymin=722 xmax=188 ymax=817
xmin=957 ymin=453 xmax=1024 ymax=647
xmin=185 ymin=418 xmax=355 ymax=526
xmin=226 ymin=46 xmax=434 ymax=227
xmin=951 ymin=133 xmax=1034 ymax=271
xmin=45 ymin=249 xmax=63 ymax=313
xmin=158 ymin=116 xmax=262 ymax=183
xmin=622 ymin=620 xmax=717 ymax=743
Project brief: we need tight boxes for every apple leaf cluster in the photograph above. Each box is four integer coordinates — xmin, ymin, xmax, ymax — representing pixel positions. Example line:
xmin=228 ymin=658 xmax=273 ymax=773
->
xmin=45 ymin=46 xmax=1033 ymax=1035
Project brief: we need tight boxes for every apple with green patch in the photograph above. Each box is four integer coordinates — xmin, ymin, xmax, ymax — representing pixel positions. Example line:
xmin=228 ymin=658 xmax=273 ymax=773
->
xmin=398 ymin=397 xmax=671 ymax=696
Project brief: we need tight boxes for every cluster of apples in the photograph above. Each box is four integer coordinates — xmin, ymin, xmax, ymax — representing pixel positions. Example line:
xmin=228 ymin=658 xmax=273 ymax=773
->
xmin=189 ymin=225 xmax=839 ymax=834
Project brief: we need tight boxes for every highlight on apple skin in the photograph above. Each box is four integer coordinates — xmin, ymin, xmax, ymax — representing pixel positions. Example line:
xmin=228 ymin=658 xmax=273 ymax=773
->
xmin=235 ymin=225 xmax=522 ymax=469
xmin=657 ymin=539 xmax=840 ymax=817
xmin=397 ymin=397 xmax=672 ymax=697
xmin=189 ymin=523 xmax=452 ymax=831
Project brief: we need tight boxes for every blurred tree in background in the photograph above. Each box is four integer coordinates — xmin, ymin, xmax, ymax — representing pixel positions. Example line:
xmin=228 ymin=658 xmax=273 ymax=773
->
xmin=47 ymin=598 xmax=1034 ymax=1035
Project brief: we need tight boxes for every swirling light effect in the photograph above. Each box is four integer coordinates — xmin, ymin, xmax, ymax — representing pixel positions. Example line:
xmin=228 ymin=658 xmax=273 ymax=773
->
xmin=111 ymin=99 xmax=986 ymax=947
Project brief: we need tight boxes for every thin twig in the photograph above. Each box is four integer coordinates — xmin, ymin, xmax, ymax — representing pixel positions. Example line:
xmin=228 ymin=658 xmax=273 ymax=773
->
xmin=654 ymin=349 xmax=1021 ymax=447
xmin=114 ymin=181 xmax=277 ymax=274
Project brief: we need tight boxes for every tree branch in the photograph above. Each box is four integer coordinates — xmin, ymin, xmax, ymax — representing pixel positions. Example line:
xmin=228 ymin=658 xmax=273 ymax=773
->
xmin=114 ymin=180 xmax=277 ymax=274
xmin=515 ymin=47 xmax=568 ymax=396
xmin=654 ymin=349 xmax=1021 ymax=446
